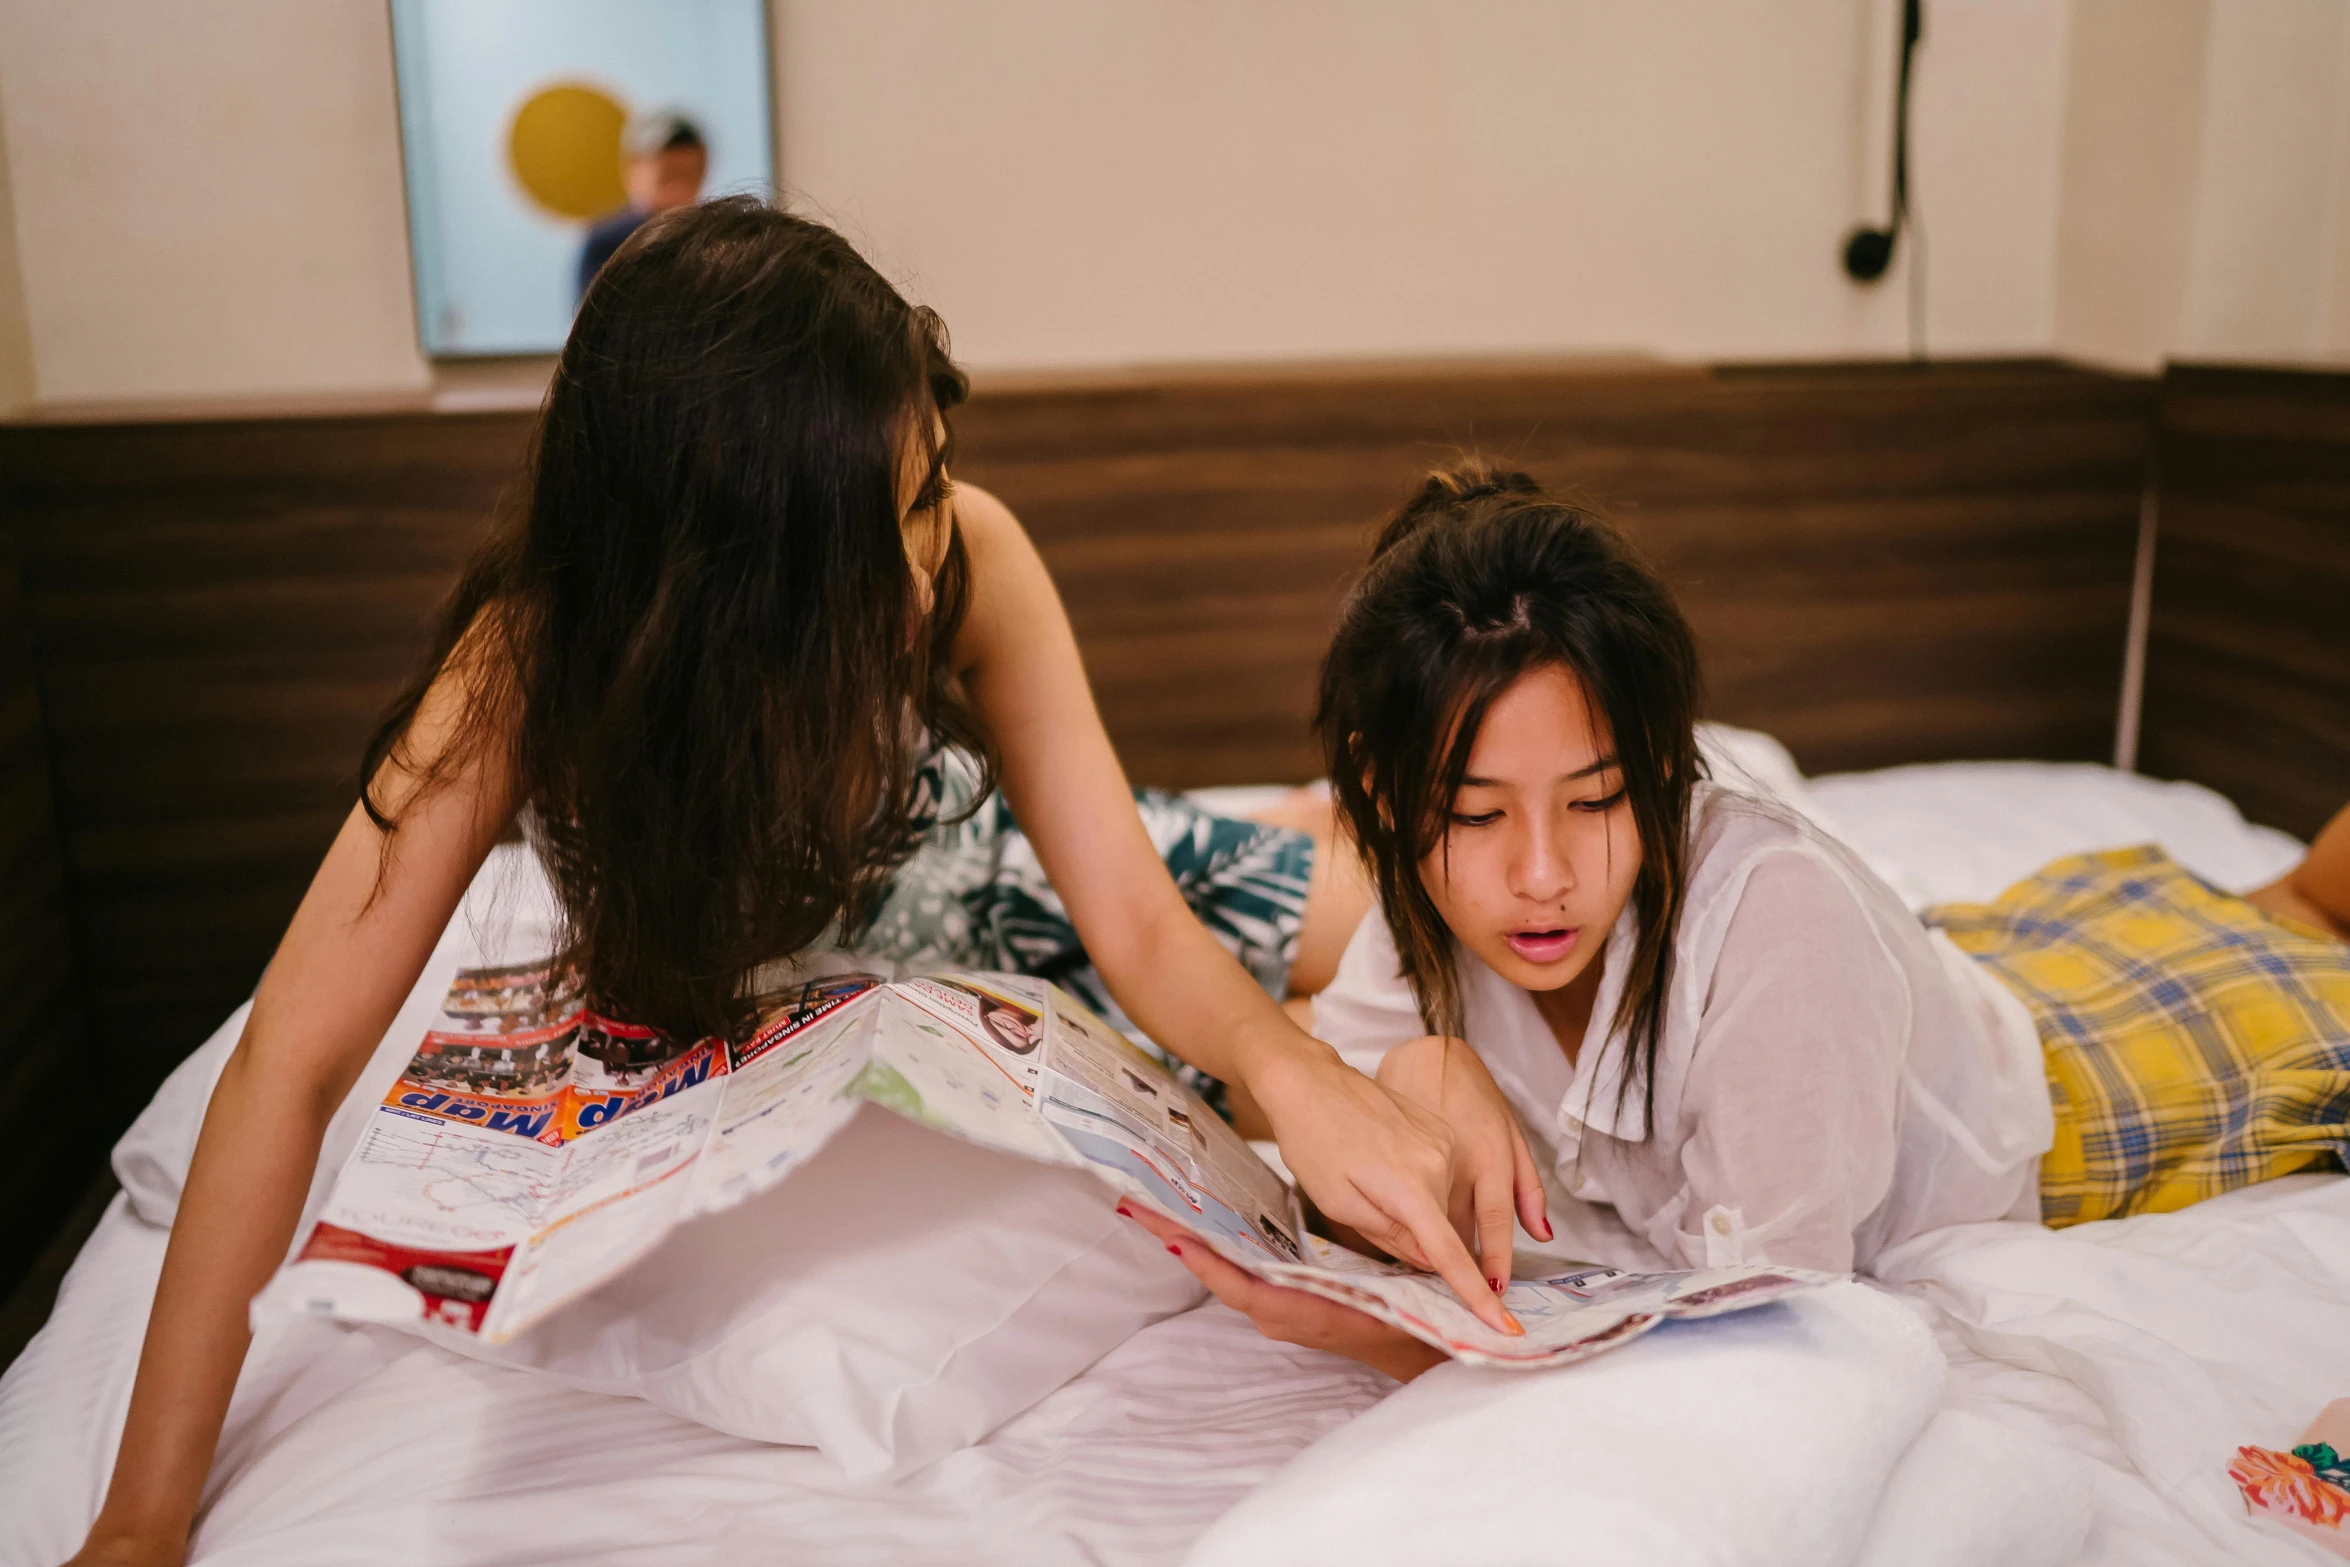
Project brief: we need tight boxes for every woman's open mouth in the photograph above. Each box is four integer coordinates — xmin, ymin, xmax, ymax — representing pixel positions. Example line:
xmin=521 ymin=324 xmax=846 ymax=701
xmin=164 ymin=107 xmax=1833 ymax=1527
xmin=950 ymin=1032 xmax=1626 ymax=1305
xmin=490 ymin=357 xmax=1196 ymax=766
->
xmin=1504 ymin=927 xmax=1579 ymax=965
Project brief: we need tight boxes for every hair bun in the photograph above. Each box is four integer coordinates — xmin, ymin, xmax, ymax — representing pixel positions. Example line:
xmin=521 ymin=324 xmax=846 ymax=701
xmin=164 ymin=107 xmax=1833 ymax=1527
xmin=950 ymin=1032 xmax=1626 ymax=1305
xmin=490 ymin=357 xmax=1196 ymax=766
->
xmin=1376 ymin=461 xmax=1546 ymax=555
xmin=1431 ymin=462 xmax=1542 ymax=505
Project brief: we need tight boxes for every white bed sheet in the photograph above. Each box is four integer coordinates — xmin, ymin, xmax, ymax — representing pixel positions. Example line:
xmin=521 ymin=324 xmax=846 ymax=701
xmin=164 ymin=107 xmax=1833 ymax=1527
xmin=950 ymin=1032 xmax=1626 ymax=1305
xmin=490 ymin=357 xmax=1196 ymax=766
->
xmin=1888 ymin=1172 xmax=2350 ymax=1567
xmin=0 ymin=1196 xmax=1390 ymax=1567
xmin=2 ymin=759 xmax=2339 ymax=1567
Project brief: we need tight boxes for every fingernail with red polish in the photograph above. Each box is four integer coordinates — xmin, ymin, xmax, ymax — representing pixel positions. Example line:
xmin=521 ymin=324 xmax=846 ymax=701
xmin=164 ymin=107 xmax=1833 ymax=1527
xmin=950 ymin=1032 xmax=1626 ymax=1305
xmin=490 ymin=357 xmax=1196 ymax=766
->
xmin=1166 ymin=1244 xmax=1183 ymax=1257
xmin=1487 ymin=1277 xmax=1504 ymax=1295
xmin=1538 ymin=1218 xmax=1554 ymax=1242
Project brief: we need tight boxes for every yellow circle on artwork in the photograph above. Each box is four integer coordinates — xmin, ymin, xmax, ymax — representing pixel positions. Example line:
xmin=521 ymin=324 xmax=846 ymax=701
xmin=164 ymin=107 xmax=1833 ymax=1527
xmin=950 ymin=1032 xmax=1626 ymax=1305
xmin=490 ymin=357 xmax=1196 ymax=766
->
xmin=508 ymin=82 xmax=628 ymax=220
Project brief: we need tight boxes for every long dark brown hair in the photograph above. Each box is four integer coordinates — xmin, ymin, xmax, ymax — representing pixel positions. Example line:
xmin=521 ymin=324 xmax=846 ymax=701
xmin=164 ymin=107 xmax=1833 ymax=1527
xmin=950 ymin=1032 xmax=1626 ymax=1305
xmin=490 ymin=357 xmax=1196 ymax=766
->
xmin=364 ymin=198 xmax=993 ymax=1042
xmin=1315 ymin=462 xmax=1701 ymax=1134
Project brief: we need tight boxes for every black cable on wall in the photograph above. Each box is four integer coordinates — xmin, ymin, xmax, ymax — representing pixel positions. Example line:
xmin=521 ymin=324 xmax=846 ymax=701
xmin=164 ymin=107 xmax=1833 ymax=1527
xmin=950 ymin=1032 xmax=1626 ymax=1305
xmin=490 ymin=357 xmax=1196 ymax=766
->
xmin=1843 ymin=0 xmax=1926 ymax=359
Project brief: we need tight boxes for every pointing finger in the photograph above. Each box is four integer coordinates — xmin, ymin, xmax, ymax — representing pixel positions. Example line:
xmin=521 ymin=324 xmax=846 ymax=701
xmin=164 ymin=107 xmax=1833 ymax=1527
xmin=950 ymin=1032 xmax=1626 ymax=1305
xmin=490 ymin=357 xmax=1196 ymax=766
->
xmin=1473 ymin=1169 xmax=1518 ymax=1299
xmin=1372 ymin=1178 xmax=1520 ymax=1337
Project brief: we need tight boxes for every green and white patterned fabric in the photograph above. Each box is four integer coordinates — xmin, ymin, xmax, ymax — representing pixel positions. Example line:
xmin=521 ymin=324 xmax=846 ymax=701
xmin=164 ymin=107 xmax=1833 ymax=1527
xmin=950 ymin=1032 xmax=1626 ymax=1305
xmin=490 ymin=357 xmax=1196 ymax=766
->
xmin=850 ymin=746 xmax=1316 ymax=1115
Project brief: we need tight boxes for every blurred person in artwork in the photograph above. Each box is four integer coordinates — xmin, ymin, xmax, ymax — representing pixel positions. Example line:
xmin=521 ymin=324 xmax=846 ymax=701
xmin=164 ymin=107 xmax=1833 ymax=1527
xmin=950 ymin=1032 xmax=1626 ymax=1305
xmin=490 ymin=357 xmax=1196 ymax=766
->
xmin=576 ymin=111 xmax=708 ymax=302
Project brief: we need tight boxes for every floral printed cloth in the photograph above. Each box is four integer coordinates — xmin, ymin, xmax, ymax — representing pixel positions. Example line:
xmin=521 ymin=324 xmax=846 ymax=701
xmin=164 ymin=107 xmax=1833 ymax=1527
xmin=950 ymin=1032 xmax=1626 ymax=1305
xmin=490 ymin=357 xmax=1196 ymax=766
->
xmin=2231 ymin=1442 xmax=2350 ymax=1551
xmin=850 ymin=746 xmax=1316 ymax=1116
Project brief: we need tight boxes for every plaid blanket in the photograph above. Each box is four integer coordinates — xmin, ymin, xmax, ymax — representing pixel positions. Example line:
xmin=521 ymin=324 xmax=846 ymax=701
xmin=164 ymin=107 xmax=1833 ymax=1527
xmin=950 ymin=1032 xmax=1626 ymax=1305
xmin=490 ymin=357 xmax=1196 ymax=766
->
xmin=1928 ymin=845 xmax=2350 ymax=1226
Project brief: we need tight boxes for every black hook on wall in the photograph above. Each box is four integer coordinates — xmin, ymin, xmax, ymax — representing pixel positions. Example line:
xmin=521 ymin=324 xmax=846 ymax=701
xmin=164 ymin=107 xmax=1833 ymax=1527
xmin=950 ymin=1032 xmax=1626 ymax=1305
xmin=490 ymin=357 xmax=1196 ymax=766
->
xmin=1843 ymin=0 xmax=1924 ymax=282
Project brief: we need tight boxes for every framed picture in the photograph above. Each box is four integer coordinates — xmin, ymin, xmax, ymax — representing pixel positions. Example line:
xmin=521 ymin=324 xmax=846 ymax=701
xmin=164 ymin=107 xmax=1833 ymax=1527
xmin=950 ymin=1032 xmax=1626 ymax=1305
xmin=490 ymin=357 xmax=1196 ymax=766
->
xmin=390 ymin=0 xmax=775 ymax=357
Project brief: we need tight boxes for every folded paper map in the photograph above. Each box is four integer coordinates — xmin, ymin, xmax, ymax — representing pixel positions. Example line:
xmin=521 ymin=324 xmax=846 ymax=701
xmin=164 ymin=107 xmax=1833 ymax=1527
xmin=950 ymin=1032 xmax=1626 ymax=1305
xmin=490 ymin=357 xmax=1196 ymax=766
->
xmin=255 ymin=961 xmax=1832 ymax=1367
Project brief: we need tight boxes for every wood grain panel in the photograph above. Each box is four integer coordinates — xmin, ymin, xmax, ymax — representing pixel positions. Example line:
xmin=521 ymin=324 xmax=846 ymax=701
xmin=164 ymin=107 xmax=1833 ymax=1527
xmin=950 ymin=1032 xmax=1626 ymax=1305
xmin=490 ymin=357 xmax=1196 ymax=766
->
xmin=0 ymin=546 xmax=92 ymax=1303
xmin=0 ymin=414 xmax=532 ymax=1115
xmin=954 ymin=359 xmax=2153 ymax=788
xmin=2141 ymin=365 xmax=2350 ymax=838
xmin=0 ymin=358 xmax=2154 ymax=1295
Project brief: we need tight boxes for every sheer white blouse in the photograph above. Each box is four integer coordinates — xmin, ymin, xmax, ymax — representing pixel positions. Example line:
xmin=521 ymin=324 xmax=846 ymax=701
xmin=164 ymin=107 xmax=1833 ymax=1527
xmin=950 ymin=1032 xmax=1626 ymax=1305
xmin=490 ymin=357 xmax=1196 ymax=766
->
xmin=1310 ymin=785 xmax=2054 ymax=1276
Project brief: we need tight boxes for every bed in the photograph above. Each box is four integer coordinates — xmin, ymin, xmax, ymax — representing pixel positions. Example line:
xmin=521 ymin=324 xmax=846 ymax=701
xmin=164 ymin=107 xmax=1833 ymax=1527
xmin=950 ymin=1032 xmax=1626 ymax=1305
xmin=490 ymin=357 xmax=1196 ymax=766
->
xmin=2 ymin=357 xmax=2343 ymax=1565
xmin=2 ymin=747 xmax=2339 ymax=1567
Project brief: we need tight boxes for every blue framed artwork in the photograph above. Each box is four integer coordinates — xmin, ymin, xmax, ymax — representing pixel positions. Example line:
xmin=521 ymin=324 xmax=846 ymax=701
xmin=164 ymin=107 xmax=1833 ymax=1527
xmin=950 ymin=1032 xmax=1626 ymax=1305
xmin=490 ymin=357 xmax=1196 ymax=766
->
xmin=390 ymin=0 xmax=774 ymax=356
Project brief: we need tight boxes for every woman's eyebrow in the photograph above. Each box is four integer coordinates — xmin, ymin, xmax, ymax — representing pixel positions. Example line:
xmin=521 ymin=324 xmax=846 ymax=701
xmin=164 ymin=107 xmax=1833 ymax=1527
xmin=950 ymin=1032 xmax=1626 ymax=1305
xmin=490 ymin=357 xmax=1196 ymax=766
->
xmin=1459 ymin=755 xmax=1618 ymax=790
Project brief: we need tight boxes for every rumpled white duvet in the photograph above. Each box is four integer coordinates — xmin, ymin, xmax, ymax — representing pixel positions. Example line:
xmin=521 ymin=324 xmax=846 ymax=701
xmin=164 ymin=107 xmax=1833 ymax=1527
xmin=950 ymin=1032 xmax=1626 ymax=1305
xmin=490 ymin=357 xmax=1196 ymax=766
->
xmin=3 ymin=754 xmax=2340 ymax=1567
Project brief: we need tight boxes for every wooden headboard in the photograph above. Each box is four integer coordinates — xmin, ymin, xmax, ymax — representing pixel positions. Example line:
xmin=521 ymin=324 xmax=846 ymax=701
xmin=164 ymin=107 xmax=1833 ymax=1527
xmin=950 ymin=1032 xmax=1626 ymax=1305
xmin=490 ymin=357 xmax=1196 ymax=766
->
xmin=2139 ymin=364 xmax=2350 ymax=838
xmin=0 ymin=356 xmax=2157 ymax=1296
xmin=957 ymin=360 xmax=2152 ymax=787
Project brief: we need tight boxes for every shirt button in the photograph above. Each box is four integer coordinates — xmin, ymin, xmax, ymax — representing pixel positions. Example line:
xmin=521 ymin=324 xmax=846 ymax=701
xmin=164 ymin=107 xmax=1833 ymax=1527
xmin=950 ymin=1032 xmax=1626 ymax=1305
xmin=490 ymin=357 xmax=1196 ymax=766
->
xmin=1709 ymin=1212 xmax=1732 ymax=1236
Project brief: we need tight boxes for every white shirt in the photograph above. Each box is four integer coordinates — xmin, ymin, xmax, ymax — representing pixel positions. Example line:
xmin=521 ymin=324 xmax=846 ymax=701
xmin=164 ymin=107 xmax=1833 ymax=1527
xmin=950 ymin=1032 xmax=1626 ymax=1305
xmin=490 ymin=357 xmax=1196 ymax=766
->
xmin=1311 ymin=785 xmax=2052 ymax=1275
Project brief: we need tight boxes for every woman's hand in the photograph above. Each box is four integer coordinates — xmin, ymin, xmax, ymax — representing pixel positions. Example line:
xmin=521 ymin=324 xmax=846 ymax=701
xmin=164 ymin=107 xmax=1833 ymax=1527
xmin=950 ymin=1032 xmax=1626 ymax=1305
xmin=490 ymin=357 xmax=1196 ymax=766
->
xmin=1242 ymin=1034 xmax=1524 ymax=1334
xmin=1372 ymin=1034 xmax=1550 ymax=1293
xmin=1118 ymin=1201 xmax=1447 ymax=1383
xmin=949 ymin=485 xmax=1523 ymax=1334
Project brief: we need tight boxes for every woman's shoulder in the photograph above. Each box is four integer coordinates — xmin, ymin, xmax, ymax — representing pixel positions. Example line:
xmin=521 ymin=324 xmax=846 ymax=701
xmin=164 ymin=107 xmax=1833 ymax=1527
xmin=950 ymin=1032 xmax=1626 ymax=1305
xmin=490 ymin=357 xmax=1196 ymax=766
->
xmin=1684 ymin=784 xmax=1914 ymax=961
xmin=1687 ymin=782 xmax=1842 ymax=886
xmin=1317 ymin=910 xmax=1412 ymax=1013
xmin=1309 ymin=912 xmax=1427 ymax=1073
xmin=948 ymin=480 xmax=1021 ymax=550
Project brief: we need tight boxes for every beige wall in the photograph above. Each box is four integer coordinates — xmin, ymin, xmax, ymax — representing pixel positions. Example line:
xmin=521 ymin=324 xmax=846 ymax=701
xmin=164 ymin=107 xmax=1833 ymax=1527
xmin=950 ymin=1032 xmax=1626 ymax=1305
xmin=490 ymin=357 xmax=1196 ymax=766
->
xmin=0 ymin=0 xmax=429 ymax=409
xmin=2177 ymin=0 xmax=2350 ymax=362
xmin=776 ymin=0 xmax=2068 ymax=368
xmin=2052 ymin=0 xmax=2350 ymax=369
xmin=0 ymin=0 xmax=2344 ymax=408
xmin=0 ymin=0 xmax=2067 ymax=406
xmin=2050 ymin=0 xmax=2209 ymax=370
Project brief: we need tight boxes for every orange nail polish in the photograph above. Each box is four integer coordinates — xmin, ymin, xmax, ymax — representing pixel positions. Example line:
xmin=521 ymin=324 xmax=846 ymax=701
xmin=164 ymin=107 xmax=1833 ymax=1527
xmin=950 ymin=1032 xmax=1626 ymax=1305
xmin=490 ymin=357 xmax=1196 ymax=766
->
xmin=1502 ymin=1307 xmax=1525 ymax=1337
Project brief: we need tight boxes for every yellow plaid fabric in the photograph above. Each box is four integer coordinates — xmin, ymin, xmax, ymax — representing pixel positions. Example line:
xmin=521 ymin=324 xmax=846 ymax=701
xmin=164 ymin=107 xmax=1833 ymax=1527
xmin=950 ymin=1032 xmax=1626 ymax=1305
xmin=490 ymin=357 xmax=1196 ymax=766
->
xmin=1927 ymin=846 xmax=2350 ymax=1227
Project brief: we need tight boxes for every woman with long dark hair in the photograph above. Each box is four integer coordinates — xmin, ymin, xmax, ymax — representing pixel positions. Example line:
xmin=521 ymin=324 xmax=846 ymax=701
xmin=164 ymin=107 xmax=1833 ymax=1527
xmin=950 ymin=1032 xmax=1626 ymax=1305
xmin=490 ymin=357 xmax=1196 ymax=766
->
xmin=63 ymin=203 xmax=1532 ymax=1566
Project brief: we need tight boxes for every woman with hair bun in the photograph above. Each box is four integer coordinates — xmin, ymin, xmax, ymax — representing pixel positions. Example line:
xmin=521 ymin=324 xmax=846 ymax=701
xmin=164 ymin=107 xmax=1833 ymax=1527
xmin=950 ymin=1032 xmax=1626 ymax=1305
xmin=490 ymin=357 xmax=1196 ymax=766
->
xmin=1130 ymin=461 xmax=2054 ymax=1380
xmin=1134 ymin=459 xmax=2350 ymax=1382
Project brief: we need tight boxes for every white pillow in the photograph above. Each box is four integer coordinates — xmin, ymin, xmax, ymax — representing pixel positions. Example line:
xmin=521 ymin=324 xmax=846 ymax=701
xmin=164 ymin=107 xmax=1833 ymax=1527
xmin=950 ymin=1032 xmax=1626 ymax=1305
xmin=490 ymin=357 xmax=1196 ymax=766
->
xmin=111 ymin=842 xmax=536 ymax=1230
xmin=1695 ymin=720 xmax=1813 ymax=814
xmin=1805 ymin=759 xmax=2307 ymax=909
xmin=1852 ymin=1409 xmax=2090 ymax=1567
xmin=432 ymin=1104 xmax=1203 ymax=1478
xmin=113 ymin=958 xmax=473 ymax=1235
xmin=1185 ymin=1281 xmax=1944 ymax=1567
xmin=112 ymin=1001 xmax=247 ymax=1228
xmin=112 ymin=843 xmax=1202 ymax=1481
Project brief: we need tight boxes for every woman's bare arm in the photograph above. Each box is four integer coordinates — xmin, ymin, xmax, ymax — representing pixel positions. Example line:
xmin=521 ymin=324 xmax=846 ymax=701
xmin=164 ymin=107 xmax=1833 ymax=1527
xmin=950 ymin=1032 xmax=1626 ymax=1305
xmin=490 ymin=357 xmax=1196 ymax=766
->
xmin=68 ymin=670 xmax=513 ymax=1566
xmin=949 ymin=484 xmax=1533 ymax=1332
xmin=2249 ymin=800 xmax=2350 ymax=942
